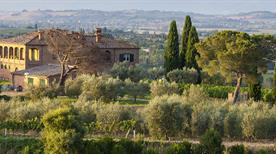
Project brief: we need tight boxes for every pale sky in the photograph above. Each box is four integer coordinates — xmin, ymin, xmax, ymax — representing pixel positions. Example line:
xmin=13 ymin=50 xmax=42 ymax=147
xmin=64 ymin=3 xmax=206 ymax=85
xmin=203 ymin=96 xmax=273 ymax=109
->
xmin=0 ymin=0 xmax=276 ymax=14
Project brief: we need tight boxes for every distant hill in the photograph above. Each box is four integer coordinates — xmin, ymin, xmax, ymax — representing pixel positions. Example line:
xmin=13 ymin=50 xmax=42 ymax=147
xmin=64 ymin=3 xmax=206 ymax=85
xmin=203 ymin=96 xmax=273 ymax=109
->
xmin=0 ymin=10 xmax=276 ymax=34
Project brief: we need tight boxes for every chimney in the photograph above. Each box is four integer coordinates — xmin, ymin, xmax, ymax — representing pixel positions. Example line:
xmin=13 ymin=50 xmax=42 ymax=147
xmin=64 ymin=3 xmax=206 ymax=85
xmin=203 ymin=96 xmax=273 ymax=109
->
xmin=95 ymin=28 xmax=102 ymax=43
xmin=38 ymin=30 xmax=42 ymax=40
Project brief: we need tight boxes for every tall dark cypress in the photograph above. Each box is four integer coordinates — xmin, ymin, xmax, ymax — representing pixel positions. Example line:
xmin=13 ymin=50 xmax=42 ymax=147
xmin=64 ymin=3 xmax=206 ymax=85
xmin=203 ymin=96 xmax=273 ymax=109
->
xmin=164 ymin=20 xmax=179 ymax=73
xmin=186 ymin=26 xmax=199 ymax=68
xmin=186 ymin=26 xmax=201 ymax=84
xmin=272 ymin=63 xmax=276 ymax=104
xmin=179 ymin=16 xmax=192 ymax=68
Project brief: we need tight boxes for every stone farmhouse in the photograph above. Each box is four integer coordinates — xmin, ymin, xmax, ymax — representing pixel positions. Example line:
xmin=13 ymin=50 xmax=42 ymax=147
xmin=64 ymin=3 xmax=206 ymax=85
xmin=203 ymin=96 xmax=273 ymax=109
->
xmin=0 ymin=28 xmax=139 ymax=88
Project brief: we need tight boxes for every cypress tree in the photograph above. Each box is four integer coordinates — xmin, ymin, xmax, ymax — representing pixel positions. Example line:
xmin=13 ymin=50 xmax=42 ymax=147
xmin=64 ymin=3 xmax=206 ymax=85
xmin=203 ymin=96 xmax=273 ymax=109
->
xmin=186 ymin=26 xmax=201 ymax=83
xmin=272 ymin=63 xmax=276 ymax=104
xmin=249 ymin=71 xmax=262 ymax=102
xmin=164 ymin=20 xmax=179 ymax=73
xmin=179 ymin=16 xmax=192 ymax=68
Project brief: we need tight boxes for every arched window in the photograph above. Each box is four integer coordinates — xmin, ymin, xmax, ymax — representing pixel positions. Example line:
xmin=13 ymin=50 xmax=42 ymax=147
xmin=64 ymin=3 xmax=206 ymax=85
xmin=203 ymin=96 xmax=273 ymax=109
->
xmin=105 ymin=50 xmax=111 ymax=62
xmin=4 ymin=47 xmax=8 ymax=58
xmin=4 ymin=65 xmax=7 ymax=69
xmin=119 ymin=53 xmax=134 ymax=62
xmin=28 ymin=48 xmax=32 ymax=61
xmin=0 ymin=46 xmax=2 ymax=58
xmin=20 ymin=48 xmax=24 ymax=60
xmin=15 ymin=47 xmax=19 ymax=59
xmin=0 ymin=64 xmax=3 ymax=69
xmin=34 ymin=48 xmax=40 ymax=61
xmin=9 ymin=47 xmax=13 ymax=59
xmin=15 ymin=67 xmax=18 ymax=72
xmin=29 ymin=48 xmax=40 ymax=61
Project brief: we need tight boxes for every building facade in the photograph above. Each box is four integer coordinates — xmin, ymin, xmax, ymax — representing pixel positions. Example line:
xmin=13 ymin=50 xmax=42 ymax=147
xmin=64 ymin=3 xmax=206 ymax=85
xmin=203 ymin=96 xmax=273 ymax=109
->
xmin=0 ymin=28 xmax=139 ymax=88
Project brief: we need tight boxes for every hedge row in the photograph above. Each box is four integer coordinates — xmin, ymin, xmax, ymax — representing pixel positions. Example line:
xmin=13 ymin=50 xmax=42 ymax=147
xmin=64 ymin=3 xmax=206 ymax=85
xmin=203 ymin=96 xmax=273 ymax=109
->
xmin=0 ymin=135 xmax=274 ymax=154
xmin=179 ymin=84 xmax=272 ymax=101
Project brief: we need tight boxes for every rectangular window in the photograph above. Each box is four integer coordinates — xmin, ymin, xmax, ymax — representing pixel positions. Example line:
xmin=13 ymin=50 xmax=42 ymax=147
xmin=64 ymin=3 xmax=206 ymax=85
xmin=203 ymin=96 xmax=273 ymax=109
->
xmin=28 ymin=78 xmax=34 ymax=86
xmin=39 ymin=79 xmax=46 ymax=87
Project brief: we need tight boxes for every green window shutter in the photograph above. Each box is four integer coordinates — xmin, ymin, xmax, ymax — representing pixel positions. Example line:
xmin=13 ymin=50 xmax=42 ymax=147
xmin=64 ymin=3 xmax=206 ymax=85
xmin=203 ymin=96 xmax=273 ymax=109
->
xmin=40 ymin=79 xmax=46 ymax=87
xmin=28 ymin=78 xmax=34 ymax=86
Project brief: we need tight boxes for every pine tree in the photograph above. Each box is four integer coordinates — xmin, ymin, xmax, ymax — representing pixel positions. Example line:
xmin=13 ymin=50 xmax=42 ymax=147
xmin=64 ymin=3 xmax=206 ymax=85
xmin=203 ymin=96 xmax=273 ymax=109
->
xmin=179 ymin=16 xmax=192 ymax=68
xmin=186 ymin=26 xmax=201 ymax=83
xmin=164 ymin=20 xmax=179 ymax=73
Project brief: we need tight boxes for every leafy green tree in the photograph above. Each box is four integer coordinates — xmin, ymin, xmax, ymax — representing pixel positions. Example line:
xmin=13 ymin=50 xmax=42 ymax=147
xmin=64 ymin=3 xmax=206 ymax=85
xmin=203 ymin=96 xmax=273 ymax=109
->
xmin=164 ymin=20 xmax=180 ymax=73
xmin=196 ymin=31 xmax=269 ymax=103
xmin=41 ymin=107 xmax=84 ymax=154
xmin=186 ymin=26 xmax=201 ymax=84
xmin=179 ymin=16 xmax=192 ymax=68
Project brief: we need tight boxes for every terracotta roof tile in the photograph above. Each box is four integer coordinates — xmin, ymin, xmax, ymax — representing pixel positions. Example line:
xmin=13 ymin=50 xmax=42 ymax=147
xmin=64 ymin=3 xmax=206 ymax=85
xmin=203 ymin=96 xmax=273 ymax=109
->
xmin=86 ymin=36 xmax=139 ymax=49
xmin=0 ymin=32 xmax=39 ymax=44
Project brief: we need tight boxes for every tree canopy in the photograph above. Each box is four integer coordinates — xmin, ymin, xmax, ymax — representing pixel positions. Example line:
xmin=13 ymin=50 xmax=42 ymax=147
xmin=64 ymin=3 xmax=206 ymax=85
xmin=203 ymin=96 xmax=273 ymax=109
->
xmin=179 ymin=16 xmax=192 ymax=68
xmin=196 ymin=31 xmax=272 ymax=103
xmin=164 ymin=20 xmax=179 ymax=73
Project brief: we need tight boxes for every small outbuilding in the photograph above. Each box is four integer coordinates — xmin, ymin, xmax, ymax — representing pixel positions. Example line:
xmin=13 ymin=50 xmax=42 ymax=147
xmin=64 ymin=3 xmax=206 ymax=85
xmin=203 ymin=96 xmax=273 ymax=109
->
xmin=12 ymin=64 xmax=61 ymax=89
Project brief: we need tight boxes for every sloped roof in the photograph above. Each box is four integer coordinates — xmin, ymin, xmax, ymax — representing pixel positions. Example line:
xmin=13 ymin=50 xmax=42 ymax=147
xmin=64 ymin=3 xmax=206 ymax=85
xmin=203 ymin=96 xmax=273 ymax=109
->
xmin=86 ymin=36 xmax=139 ymax=49
xmin=13 ymin=64 xmax=61 ymax=77
xmin=0 ymin=32 xmax=39 ymax=44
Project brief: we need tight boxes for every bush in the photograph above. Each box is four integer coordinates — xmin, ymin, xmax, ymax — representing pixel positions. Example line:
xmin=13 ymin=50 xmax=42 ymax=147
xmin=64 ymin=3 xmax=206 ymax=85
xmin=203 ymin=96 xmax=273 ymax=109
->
xmin=150 ymin=78 xmax=180 ymax=97
xmin=200 ymin=129 xmax=224 ymax=154
xmin=144 ymin=95 xmax=192 ymax=139
xmin=227 ymin=144 xmax=246 ymax=154
xmin=224 ymin=110 xmax=243 ymax=138
xmin=95 ymin=103 xmax=134 ymax=134
xmin=25 ymin=86 xmax=59 ymax=100
xmin=167 ymin=69 xmax=198 ymax=84
xmin=165 ymin=142 xmax=192 ymax=154
xmin=41 ymin=107 xmax=84 ymax=154
xmin=0 ymin=137 xmax=43 ymax=154
xmin=65 ymin=75 xmax=89 ymax=97
xmin=81 ymin=75 xmax=124 ymax=102
xmin=110 ymin=62 xmax=146 ymax=82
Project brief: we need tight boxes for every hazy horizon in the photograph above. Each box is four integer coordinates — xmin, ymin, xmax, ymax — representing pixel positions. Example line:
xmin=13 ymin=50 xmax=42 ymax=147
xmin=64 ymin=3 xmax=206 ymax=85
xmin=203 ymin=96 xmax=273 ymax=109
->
xmin=0 ymin=0 xmax=275 ymax=15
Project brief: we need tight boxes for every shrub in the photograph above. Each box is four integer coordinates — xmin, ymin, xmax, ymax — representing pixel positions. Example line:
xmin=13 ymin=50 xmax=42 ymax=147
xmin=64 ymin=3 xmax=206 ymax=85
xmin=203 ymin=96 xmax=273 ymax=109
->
xmin=183 ymin=84 xmax=208 ymax=103
xmin=25 ymin=86 xmax=59 ymax=100
xmin=165 ymin=142 xmax=192 ymax=154
xmin=0 ymin=137 xmax=43 ymax=154
xmin=95 ymin=103 xmax=134 ymax=134
xmin=147 ymin=67 xmax=165 ymax=80
xmin=124 ymin=79 xmax=150 ymax=101
xmin=116 ymin=139 xmax=143 ymax=154
xmin=227 ymin=144 xmax=246 ymax=154
xmin=41 ymin=107 xmax=84 ymax=154
xmin=200 ymin=129 xmax=224 ymax=154
xmin=224 ymin=110 xmax=243 ymax=138
xmin=144 ymin=95 xmax=192 ymax=139
xmin=191 ymin=144 xmax=205 ymax=154
xmin=167 ymin=69 xmax=198 ymax=84
xmin=150 ymin=78 xmax=180 ymax=97
xmin=81 ymin=75 xmax=124 ymax=102
xmin=144 ymin=148 xmax=159 ymax=154
xmin=65 ymin=75 xmax=89 ymax=97
xmin=110 ymin=62 xmax=146 ymax=82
